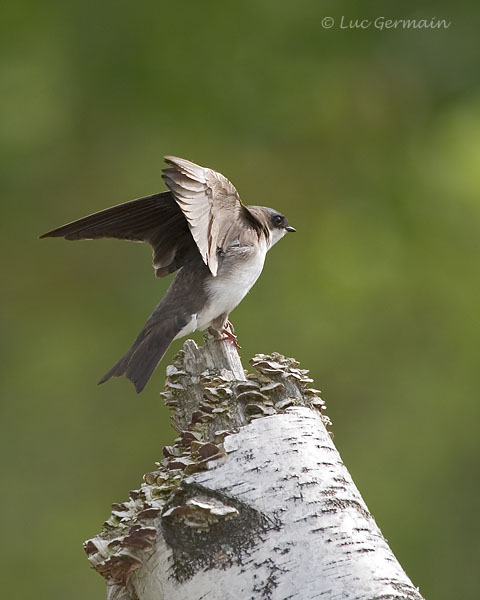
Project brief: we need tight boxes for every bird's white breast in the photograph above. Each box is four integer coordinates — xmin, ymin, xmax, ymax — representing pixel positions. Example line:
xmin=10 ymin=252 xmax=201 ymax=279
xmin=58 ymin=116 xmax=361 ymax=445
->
xmin=197 ymin=241 xmax=268 ymax=330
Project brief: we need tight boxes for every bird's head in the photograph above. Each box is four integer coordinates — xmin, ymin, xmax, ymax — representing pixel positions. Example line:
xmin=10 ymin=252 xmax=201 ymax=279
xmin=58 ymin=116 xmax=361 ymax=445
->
xmin=248 ymin=206 xmax=296 ymax=247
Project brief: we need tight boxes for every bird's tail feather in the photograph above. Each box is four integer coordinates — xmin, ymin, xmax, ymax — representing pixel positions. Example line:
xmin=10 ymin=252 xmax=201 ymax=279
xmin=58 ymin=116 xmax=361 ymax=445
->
xmin=99 ymin=317 xmax=182 ymax=393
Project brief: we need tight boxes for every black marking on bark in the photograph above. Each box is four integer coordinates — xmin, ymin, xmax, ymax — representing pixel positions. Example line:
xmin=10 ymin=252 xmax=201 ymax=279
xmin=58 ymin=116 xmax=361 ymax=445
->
xmin=320 ymin=498 xmax=372 ymax=520
xmin=163 ymin=483 xmax=280 ymax=583
xmin=251 ymin=557 xmax=287 ymax=599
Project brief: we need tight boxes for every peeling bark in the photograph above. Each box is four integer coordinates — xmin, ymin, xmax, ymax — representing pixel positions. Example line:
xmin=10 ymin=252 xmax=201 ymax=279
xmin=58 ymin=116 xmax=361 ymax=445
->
xmin=85 ymin=333 xmax=423 ymax=600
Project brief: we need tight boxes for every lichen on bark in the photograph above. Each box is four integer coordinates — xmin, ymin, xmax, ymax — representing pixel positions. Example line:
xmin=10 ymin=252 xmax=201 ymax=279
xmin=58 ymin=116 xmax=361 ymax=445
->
xmin=84 ymin=334 xmax=423 ymax=600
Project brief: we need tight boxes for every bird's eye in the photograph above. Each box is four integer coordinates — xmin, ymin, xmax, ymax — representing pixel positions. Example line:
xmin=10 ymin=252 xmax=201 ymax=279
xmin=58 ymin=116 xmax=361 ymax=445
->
xmin=273 ymin=215 xmax=283 ymax=225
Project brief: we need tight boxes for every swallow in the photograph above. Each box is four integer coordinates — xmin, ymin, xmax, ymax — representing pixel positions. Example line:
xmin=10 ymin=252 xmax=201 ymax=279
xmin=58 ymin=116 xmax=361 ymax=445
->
xmin=40 ymin=156 xmax=295 ymax=392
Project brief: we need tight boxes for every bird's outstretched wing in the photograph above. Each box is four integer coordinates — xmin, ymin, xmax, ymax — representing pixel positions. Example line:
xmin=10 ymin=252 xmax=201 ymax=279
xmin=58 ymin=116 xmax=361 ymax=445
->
xmin=163 ymin=156 xmax=265 ymax=276
xmin=40 ymin=191 xmax=195 ymax=277
xmin=40 ymin=157 xmax=265 ymax=277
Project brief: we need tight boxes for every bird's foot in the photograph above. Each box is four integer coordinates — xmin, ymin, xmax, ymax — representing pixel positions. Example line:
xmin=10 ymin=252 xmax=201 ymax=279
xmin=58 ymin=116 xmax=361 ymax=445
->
xmin=220 ymin=320 xmax=241 ymax=349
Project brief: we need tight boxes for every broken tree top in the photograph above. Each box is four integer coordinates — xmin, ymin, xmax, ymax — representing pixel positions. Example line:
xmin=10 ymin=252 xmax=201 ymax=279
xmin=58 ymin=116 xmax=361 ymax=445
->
xmin=84 ymin=335 xmax=423 ymax=600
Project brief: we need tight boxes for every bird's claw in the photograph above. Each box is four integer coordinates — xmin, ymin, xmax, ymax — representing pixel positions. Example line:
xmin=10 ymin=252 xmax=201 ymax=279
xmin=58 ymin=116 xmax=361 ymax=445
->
xmin=220 ymin=321 xmax=241 ymax=349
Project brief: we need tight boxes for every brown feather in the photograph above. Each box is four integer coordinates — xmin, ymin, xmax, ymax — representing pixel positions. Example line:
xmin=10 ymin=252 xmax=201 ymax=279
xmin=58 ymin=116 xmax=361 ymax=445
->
xmin=162 ymin=156 xmax=265 ymax=276
xmin=40 ymin=191 xmax=196 ymax=278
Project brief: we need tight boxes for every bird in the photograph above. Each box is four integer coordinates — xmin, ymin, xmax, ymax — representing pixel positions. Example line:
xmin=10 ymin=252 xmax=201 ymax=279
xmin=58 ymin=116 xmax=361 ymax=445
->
xmin=40 ymin=156 xmax=296 ymax=393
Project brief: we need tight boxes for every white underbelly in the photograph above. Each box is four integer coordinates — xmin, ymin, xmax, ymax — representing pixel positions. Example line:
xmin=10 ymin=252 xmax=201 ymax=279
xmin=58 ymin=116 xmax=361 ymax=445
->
xmin=197 ymin=246 xmax=267 ymax=330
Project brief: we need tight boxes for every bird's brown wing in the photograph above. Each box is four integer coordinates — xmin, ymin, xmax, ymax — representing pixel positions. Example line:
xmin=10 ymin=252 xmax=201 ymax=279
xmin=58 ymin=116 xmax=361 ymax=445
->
xmin=39 ymin=191 xmax=195 ymax=278
xmin=162 ymin=156 xmax=265 ymax=276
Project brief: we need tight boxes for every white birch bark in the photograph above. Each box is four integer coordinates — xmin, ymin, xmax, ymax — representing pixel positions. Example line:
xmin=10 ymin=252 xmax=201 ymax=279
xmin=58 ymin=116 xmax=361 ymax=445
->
xmin=85 ymin=334 xmax=423 ymax=600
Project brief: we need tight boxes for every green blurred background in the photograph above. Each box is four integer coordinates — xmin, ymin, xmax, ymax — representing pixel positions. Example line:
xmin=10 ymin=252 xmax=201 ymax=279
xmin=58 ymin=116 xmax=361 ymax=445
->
xmin=2 ymin=1 xmax=479 ymax=597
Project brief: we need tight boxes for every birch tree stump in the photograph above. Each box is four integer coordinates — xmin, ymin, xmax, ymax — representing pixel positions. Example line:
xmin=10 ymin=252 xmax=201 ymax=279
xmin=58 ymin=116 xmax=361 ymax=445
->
xmin=84 ymin=334 xmax=423 ymax=600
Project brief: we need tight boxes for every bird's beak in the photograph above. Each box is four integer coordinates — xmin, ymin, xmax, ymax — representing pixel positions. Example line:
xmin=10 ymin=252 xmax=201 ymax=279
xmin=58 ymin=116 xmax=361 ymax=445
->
xmin=285 ymin=226 xmax=296 ymax=233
